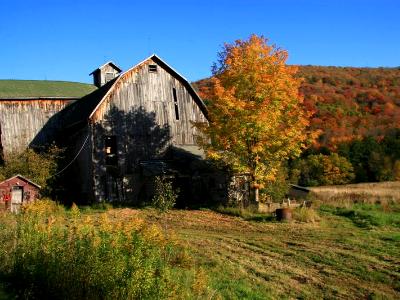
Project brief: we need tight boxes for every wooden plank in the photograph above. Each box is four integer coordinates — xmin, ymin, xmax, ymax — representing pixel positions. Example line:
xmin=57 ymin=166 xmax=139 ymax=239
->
xmin=0 ymin=99 xmax=72 ymax=156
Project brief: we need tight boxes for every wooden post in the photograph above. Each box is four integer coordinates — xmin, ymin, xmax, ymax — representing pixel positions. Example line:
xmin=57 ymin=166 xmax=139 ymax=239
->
xmin=255 ymin=187 xmax=259 ymax=203
xmin=252 ymin=182 xmax=260 ymax=210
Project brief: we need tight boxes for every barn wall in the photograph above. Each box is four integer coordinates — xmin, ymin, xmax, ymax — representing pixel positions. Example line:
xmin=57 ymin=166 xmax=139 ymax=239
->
xmin=0 ymin=99 xmax=73 ymax=156
xmin=90 ymin=58 xmax=208 ymax=202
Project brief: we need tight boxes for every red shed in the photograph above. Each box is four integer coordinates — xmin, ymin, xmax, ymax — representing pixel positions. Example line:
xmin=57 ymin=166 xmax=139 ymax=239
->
xmin=0 ymin=175 xmax=41 ymax=212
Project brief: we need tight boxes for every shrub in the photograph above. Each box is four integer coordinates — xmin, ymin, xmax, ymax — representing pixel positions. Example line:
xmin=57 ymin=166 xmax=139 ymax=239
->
xmin=0 ymin=201 xmax=199 ymax=299
xmin=151 ymin=176 xmax=179 ymax=213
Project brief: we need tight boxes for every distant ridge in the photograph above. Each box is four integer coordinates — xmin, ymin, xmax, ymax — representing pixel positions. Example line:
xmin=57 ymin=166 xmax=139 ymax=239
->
xmin=0 ymin=80 xmax=97 ymax=99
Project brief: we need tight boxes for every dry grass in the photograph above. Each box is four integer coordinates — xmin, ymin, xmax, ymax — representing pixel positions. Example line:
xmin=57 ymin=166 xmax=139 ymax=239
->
xmin=310 ymin=181 xmax=400 ymax=206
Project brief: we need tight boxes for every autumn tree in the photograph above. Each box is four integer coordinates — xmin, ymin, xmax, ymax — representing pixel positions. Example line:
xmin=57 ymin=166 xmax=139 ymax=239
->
xmin=196 ymin=35 xmax=314 ymax=203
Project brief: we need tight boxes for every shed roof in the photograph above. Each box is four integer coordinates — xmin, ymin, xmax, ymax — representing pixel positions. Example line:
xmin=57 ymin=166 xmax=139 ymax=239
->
xmin=0 ymin=80 xmax=97 ymax=99
xmin=289 ymin=184 xmax=310 ymax=193
xmin=0 ymin=174 xmax=41 ymax=189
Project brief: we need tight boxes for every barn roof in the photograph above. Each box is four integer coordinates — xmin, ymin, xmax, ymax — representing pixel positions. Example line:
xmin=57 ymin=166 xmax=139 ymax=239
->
xmin=0 ymin=174 xmax=41 ymax=189
xmin=0 ymin=80 xmax=96 ymax=99
xmin=64 ymin=54 xmax=208 ymax=127
xmin=61 ymin=78 xmax=118 ymax=128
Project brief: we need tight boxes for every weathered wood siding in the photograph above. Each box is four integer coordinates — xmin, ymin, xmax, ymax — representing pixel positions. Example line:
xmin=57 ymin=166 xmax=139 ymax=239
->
xmin=92 ymin=58 xmax=207 ymax=144
xmin=0 ymin=99 xmax=73 ymax=156
xmin=90 ymin=58 xmax=208 ymax=202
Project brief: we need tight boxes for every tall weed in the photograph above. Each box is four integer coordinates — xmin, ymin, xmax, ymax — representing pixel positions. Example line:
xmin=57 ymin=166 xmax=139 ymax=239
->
xmin=0 ymin=201 xmax=203 ymax=299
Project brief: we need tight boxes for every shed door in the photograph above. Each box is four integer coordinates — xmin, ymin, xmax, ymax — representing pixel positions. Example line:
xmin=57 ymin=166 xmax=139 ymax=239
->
xmin=11 ymin=186 xmax=23 ymax=204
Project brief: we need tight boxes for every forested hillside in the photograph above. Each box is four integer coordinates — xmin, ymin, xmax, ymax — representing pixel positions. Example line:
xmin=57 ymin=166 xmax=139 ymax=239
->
xmin=194 ymin=66 xmax=400 ymax=185
xmin=299 ymin=66 xmax=400 ymax=149
xmin=195 ymin=66 xmax=400 ymax=150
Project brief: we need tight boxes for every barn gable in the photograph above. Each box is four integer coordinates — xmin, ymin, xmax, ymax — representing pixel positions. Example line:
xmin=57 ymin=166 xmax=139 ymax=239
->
xmin=89 ymin=55 xmax=208 ymax=123
xmin=88 ymin=54 xmax=208 ymax=146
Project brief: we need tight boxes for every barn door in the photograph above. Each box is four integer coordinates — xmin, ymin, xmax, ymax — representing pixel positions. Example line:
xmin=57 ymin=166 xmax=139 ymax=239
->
xmin=11 ymin=186 xmax=23 ymax=213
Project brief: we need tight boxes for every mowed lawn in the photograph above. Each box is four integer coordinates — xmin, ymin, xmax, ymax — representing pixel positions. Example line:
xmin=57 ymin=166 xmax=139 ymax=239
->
xmin=127 ymin=206 xmax=400 ymax=299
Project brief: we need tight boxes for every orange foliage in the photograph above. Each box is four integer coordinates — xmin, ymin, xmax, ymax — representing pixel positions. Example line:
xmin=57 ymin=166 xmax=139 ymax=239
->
xmin=195 ymin=66 xmax=400 ymax=150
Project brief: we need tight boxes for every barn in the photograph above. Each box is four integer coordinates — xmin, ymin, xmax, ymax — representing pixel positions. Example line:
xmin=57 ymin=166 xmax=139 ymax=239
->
xmin=59 ymin=55 xmax=230 ymax=205
xmin=0 ymin=55 xmax=250 ymax=206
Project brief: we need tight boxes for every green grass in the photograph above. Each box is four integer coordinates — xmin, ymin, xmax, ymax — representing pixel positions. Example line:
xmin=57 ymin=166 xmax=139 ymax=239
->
xmin=0 ymin=80 xmax=96 ymax=98
xmin=320 ymin=203 xmax=400 ymax=228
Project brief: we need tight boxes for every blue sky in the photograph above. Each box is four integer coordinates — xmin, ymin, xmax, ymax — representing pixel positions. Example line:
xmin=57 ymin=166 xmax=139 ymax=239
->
xmin=0 ymin=0 xmax=399 ymax=83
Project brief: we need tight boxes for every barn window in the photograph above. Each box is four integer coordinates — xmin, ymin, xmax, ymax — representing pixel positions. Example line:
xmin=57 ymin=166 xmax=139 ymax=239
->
xmin=173 ymin=88 xmax=180 ymax=120
xmin=148 ymin=64 xmax=158 ymax=73
xmin=105 ymin=72 xmax=114 ymax=83
xmin=105 ymin=136 xmax=118 ymax=165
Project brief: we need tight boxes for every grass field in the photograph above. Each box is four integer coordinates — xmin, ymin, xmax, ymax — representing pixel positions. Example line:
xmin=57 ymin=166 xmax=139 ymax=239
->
xmin=0 ymin=187 xmax=399 ymax=299
xmin=310 ymin=181 xmax=400 ymax=204
xmin=119 ymin=205 xmax=400 ymax=299
xmin=0 ymin=80 xmax=96 ymax=98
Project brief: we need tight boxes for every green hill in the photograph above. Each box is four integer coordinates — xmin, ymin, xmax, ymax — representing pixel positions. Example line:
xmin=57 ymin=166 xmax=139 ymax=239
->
xmin=0 ymin=80 xmax=97 ymax=98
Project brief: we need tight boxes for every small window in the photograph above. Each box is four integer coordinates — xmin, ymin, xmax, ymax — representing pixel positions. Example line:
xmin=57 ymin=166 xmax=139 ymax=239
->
xmin=148 ymin=65 xmax=158 ymax=73
xmin=173 ymin=88 xmax=179 ymax=120
xmin=105 ymin=136 xmax=118 ymax=165
xmin=105 ymin=72 xmax=114 ymax=83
